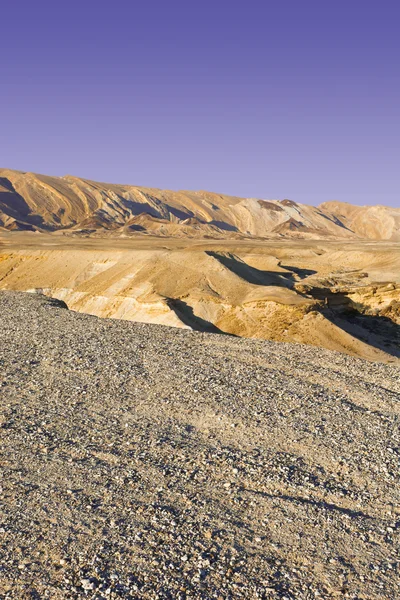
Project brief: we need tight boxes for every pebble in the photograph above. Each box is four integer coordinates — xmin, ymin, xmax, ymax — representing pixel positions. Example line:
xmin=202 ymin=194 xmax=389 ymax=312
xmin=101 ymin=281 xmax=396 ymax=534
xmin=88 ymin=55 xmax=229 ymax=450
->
xmin=0 ymin=291 xmax=398 ymax=600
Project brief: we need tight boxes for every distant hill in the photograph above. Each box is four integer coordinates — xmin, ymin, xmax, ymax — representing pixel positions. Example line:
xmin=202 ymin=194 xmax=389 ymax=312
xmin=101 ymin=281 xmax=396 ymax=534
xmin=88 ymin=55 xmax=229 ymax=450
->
xmin=1 ymin=168 xmax=399 ymax=240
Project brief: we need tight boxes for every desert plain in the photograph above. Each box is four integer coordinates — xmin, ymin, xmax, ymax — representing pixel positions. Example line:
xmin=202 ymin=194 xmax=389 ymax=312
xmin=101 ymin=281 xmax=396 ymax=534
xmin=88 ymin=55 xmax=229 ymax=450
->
xmin=0 ymin=169 xmax=399 ymax=599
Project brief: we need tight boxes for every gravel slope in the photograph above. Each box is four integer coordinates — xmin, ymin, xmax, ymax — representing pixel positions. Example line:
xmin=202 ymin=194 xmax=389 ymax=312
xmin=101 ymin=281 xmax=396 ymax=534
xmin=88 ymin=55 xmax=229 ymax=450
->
xmin=0 ymin=291 xmax=399 ymax=599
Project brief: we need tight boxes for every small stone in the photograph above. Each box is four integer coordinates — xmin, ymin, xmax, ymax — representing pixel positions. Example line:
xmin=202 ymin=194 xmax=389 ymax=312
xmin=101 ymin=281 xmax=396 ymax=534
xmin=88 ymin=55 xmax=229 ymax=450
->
xmin=81 ymin=578 xmax=95 ymax=590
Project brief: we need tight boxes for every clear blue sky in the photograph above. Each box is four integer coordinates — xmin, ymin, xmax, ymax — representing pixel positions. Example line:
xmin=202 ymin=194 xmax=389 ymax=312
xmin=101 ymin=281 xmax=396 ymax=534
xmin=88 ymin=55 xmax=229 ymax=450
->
xmin=1 ymin=0 xmax=399 ymax=206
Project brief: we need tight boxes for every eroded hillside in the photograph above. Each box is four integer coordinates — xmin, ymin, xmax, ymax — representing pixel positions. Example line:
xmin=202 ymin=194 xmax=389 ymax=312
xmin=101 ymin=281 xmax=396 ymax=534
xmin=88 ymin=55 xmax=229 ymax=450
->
xmin=1 ymin=168 xmax=399 ymax=240
xmin=0 ymin=234 xmax=399 ymax=362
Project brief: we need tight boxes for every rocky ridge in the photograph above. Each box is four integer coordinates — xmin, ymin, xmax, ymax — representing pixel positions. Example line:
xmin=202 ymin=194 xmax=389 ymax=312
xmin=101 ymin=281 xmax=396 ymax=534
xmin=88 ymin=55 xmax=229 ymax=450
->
xmin=1 ymin=168 xmax=399 ymax=240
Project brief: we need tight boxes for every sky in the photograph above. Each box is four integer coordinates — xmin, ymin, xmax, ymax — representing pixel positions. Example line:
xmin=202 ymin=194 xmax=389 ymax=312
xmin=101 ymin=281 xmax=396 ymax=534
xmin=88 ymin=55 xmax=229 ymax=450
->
xmin=1 ymin=0 xmax=399 ymax=207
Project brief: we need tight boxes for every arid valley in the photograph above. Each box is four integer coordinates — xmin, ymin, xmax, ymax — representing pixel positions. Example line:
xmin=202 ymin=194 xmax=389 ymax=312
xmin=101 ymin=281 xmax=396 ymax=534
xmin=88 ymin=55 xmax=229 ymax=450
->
xmin=1 ymin=233 xmax=399 ymax=362
xmin=3 ymin=4 xmax=400 ymax=598
xmin=0 ymin=169 xmax=399 ymax=362
xmin=1 ymin=169 xmax=400 ymax=599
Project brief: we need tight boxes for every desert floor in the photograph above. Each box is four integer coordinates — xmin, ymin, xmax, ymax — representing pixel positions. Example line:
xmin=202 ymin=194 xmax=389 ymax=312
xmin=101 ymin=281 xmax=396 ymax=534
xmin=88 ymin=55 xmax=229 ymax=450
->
xmin=0 ymin=291 xmax=399 ymax=599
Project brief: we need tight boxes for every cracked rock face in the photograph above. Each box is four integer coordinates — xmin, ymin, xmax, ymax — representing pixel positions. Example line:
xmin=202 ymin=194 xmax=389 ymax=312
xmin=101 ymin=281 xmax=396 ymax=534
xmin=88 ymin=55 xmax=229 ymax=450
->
xmin=0 ymin=291 xmax=399 ymax=599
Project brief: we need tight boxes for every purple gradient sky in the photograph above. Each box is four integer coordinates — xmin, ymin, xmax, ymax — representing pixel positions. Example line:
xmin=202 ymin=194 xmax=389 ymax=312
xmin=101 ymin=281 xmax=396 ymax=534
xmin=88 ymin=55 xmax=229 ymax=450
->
xmin=1 ymin=1 xmax=399 ymax=206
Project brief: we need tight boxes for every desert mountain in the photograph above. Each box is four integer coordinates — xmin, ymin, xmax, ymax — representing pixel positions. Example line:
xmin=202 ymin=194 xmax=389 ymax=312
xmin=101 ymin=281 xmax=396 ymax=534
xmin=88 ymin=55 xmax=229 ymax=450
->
xmin=1 ymin=168 xmax=399 ymax=240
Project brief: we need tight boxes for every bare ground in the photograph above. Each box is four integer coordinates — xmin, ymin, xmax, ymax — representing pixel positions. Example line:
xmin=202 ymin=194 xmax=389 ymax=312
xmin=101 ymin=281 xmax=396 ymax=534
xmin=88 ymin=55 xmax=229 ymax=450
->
xmin=0 ymin=291 xmax=399 ymax=599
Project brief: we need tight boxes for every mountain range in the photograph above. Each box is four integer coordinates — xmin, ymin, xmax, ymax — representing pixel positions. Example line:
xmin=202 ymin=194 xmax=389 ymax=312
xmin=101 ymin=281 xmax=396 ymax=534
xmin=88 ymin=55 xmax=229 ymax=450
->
xmin=1 ymin=168 xmax=399 ymax=240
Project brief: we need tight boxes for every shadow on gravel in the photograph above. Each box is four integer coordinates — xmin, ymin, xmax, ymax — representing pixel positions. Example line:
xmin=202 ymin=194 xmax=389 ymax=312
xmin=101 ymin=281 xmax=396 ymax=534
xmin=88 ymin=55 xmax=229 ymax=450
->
xmin=206 ymin=251 xmax=319 ymax=288
xmin=0 ymin=177 xmax=49 ymax=230
xmin=167 ymin=298 xmax=230 ymax=334
xmin=292 ymin=285 xmax=400 ymax=358
xmin=208 ymin=220 xmax=239 ymax=232
xmin=278 ymin=263 xmax=317 ymax=280
xmin=340 ymin=398 xmax=388 ymax=418
xmin=243 ymin=489 xmax=374 ymax=520
xmin=323 ymin=306 xmax=400 ymax=359
xmin=205 ymin=251 xmax=295 ymax=287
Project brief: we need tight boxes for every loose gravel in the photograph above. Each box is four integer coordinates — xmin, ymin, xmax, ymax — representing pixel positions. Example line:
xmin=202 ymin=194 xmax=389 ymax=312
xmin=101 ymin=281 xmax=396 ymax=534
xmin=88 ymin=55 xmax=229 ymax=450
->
xmin=0 ymin=291 xmax=399 ymax=599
